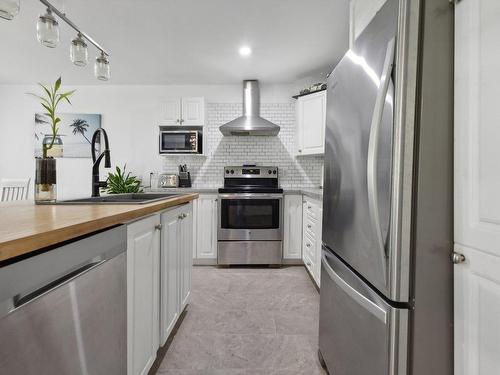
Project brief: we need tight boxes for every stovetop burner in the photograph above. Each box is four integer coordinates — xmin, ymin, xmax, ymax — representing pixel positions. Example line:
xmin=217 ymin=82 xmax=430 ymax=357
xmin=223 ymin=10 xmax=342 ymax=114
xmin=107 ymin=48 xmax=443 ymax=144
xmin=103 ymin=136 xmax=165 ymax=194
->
xmin=220 ymin=166 xmax=281 ymax=194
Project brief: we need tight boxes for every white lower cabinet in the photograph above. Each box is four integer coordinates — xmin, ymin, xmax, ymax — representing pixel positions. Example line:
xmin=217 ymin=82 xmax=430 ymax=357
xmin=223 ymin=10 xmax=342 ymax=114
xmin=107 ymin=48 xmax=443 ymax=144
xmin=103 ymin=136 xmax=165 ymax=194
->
xmin=127 ymin=202 xmax=194 ymax=375
xmin=159 ymin=202 xmax=193 ymax=346
xmin=180 ymin=204 xmax=193 ymax=311
xmin=127 ymin=215 xmax=161 ymax=375
xmin=283 ymin=194 xmax=303 ymax=260
xmin=302 ymin=196 xmax=323 ymax=287
xmin=193 ymin=194 xmax=218 ymax=262
xmin=159 ymin=209 xmax=180 ymax=346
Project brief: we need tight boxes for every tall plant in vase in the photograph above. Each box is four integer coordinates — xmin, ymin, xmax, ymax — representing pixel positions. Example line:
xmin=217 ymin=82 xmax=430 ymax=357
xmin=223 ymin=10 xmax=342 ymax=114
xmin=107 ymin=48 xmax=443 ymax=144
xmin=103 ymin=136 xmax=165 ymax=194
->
xmin=28 ymin=77 xmax=75 ymax=202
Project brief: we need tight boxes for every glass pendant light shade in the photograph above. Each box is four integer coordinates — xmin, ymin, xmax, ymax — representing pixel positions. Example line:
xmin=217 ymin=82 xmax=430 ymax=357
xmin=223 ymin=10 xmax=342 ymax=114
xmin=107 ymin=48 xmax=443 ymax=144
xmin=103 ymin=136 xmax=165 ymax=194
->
xmin=70 ymin=34 xmax=88 ymax=66
xmin=0 ymin=0 xmax=20 ymax=20
xmin=95 ymin=52 xmax=110 ymax=81
xmin=37 ymin=9 xmax=59 ymax=48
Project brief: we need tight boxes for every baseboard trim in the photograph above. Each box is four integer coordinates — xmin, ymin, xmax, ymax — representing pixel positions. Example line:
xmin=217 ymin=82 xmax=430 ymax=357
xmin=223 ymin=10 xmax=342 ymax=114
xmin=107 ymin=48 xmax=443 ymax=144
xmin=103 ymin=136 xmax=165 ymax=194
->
xmin=149 ymin=304 xmax=189 ymax=375
xmin=193 ymin=258 xmax=217 ymax=265
xmin=282 ymin=258 xmax=304 ymax=265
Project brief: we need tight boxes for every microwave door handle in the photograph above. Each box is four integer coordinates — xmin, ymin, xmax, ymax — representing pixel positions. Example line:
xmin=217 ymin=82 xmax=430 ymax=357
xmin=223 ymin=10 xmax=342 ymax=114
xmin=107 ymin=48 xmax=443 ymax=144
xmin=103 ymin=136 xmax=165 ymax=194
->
xmin=367 ymin=37 xmax=395 ymax=286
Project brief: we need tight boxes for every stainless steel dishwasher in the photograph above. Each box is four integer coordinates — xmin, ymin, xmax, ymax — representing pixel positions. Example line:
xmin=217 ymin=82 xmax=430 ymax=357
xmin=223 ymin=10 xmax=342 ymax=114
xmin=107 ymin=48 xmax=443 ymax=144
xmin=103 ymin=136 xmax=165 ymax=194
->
xmin=0 ymin=225 xmax=127 ymax=375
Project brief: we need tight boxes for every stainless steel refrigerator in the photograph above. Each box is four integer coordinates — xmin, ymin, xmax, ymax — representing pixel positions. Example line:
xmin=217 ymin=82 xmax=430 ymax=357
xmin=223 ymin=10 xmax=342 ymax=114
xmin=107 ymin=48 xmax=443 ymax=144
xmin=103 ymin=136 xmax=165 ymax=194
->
xmin=318 ymin=0 xmax=454 ymax=374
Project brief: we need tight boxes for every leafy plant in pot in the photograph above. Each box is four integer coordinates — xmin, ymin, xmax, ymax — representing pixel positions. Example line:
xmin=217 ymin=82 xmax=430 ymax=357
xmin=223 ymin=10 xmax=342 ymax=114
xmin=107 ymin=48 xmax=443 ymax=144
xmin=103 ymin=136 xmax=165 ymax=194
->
xmin=104 ymin=165 xmax=143 ymax=194
xmin=28 ymin=77 xmax=75 ymax=202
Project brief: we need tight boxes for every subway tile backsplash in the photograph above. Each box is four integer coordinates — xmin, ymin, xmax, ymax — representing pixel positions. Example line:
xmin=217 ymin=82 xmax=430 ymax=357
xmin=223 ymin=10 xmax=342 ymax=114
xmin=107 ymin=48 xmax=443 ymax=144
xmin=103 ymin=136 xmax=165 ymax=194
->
xmin=161 ymin=103 xmax=323 ymax=188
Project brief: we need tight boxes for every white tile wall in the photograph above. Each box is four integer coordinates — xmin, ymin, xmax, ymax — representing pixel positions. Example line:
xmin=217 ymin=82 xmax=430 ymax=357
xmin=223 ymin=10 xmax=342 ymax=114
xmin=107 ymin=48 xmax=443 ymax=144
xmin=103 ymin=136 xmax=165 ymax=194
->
xmin=161 ymin=103 xmax=323 ymax=188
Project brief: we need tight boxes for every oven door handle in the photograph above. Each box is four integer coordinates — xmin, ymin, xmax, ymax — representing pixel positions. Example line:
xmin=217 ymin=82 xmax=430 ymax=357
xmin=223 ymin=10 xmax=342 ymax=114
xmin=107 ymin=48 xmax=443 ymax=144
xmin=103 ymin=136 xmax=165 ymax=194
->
xmin=218 ymin=194 xmax=283 ymax=199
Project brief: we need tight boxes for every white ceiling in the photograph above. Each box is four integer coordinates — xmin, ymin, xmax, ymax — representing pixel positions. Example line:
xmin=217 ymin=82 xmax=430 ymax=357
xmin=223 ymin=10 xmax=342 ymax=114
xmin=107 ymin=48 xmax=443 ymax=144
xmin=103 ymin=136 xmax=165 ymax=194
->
xmin=0 ymin=0 xmax=350 ymax=85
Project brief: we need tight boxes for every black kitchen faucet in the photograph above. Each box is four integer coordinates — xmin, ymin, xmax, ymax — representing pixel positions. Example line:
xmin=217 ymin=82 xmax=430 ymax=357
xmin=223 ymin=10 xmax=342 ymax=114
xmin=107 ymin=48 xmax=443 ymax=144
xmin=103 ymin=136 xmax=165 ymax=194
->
xmin=91 ymin=128 xmax=111 ymax=197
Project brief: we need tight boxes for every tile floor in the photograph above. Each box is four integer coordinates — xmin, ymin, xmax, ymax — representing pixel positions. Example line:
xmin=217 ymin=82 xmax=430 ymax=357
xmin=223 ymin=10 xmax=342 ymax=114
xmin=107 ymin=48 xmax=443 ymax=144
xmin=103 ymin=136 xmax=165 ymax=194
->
xmin=157 ymin=266 xmax=326 ymax=375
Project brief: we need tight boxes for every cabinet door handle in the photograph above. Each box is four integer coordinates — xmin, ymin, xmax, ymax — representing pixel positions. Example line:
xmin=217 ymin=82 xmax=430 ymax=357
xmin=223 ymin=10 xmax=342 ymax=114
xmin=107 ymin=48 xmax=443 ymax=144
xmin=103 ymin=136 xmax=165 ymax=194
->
xmin=307 ymin=224 xmax=312 ymax=229
xmin=307 ymin=262 xmax=311 ymax=267
xmin=178 ymin=215 xmax=183 ymax=220
xmin=176 ymin=119 xmax=180 ymax=123
xmin=308 ymin=205 xmax=312 ymax=209
xmin=306 ymin=243 xmax=311 ymax=248
xmin=182 ymin=213 xmax=187 ymax=218
xmin=298 ymin=149 xmax=302 ymax=153
xmin=155 ymin=224 xmax=162 ymax=230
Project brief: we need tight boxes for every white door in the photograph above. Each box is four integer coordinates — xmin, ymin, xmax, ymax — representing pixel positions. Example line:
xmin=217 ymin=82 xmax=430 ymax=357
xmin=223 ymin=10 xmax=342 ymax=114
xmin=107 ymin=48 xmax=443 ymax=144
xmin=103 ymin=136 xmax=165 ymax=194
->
xmin=163 ymin=98 xmax=182 ymax=125
xmin=181 ymin=97 xmax=205 ymax=125
xmin=296 ymin=91 xmax=326 ymax=156
xmin=180 ymin=203 xmax=193 ymax=310
xmin=127 ymin=215 xmax=160 ymax=375
xmin=283 ymin=194 xmax=303 ymax=260
xmin=455 ymin=1 xmax=500 ymax=374
xmin=159 ymin=209 xmax=180 ymax=346
xmin=195 ymin=194 xmax=218 ymax=259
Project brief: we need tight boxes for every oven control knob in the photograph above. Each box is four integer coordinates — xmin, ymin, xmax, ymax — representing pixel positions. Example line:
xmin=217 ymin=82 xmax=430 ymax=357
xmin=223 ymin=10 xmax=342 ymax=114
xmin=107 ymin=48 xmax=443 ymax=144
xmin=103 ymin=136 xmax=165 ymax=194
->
xmin=226 ymin=170 xmax=229 ymax=174
xmin=268 ymin=170 xmax=272 ymax=174
xmin=230 ymin=170 xmax=234 ymax=174
xmin=273 ymin=170 xmax=277 ymax=175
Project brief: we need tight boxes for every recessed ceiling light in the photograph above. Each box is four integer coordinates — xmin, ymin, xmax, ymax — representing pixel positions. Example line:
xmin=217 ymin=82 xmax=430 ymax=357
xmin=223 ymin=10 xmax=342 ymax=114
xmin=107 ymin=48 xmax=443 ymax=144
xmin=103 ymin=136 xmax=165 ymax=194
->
xmin=239 ymin=46 xmax=252 ymax=57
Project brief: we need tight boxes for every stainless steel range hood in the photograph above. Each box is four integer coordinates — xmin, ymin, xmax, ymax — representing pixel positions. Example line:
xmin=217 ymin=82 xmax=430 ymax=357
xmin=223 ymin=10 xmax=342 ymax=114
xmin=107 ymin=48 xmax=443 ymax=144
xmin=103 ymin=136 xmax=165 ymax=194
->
xmin=219 ymin=80 xmax=280 ymax=136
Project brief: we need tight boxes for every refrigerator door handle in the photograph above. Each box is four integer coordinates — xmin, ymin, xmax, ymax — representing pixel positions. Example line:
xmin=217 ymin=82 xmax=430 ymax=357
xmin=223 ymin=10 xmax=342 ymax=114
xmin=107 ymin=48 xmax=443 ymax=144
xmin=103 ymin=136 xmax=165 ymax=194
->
xmin=367 ymin=37 xmax=396 ymax=284
xmin=321 ymin=253 xmax=387 ymax=323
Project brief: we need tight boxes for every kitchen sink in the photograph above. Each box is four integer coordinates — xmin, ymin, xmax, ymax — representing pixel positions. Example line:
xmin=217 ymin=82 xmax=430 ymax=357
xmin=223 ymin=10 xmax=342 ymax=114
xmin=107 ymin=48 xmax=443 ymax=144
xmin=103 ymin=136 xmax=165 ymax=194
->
xmin=44 ymin=193 xmax=181 ymax=205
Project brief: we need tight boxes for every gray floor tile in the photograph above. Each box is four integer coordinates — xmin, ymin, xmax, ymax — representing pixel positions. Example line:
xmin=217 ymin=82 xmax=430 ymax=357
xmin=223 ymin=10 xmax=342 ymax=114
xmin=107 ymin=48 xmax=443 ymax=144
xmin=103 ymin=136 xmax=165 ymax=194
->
xmin=157 ymin=266 xmax=326 ymax=374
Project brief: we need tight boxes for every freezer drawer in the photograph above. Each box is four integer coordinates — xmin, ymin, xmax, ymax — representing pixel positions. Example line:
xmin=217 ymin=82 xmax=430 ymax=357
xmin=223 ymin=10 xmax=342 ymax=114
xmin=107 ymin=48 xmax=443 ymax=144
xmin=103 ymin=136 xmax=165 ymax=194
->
xmin=319 ymin=248 xmax=408 ymax=375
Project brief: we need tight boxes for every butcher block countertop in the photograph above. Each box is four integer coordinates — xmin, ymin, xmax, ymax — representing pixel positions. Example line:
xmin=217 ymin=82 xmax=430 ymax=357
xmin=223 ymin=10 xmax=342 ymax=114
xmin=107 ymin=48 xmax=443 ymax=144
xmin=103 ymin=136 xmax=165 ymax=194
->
xmin=0 ymin=193 xmax=198 ymax=263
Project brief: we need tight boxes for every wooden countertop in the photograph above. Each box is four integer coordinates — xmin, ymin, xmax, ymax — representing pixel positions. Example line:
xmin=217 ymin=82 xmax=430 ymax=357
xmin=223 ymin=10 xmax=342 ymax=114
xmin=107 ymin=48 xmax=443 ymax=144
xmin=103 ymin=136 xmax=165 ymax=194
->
xmin=0 ymin=194 xmax=198 ymax=263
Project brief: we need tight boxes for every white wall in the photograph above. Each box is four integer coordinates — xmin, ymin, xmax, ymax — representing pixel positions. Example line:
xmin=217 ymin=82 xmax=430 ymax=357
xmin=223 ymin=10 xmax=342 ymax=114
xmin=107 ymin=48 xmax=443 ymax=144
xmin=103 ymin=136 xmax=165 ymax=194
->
xmin=350 ymin=0 xmax=388 ymax=43
xmin=0 ymin=83 xmax=295 ymax=199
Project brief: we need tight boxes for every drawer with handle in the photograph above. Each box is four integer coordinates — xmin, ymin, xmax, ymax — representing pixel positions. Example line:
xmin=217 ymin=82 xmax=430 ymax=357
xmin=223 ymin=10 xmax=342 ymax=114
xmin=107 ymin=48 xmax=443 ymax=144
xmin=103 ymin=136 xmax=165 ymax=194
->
xmin=303 ymin=199 xmax=320 ymax=221
xmin=303 ymin=233 xmax=317 ymax=262
xmin=304 ymin=215 xmax=318 ymax=239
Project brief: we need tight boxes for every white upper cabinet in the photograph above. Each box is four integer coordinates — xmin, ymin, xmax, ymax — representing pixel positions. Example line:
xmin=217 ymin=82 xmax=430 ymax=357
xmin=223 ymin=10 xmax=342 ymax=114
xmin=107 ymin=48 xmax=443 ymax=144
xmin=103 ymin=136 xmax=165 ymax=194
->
xmin=283 ymin=194 xmax=303 ymax=260
xmin=181 ymin=97 xmax=206 ymax=126
xmin=295 ymin=91 xmax=327 ymax=156
xmin=163 ymin=99 xmax=182 ymax=125
xmin=162 ymin=97 xmax=205 ymax=126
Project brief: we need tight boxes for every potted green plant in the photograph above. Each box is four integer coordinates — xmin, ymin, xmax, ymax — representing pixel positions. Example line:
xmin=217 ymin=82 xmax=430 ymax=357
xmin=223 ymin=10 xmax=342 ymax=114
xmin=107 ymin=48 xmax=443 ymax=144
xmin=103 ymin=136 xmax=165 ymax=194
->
xmin=104 ymin=165 xmax=143 ymax=194
xmin=29 ymin=77 xmax=75 ymax=202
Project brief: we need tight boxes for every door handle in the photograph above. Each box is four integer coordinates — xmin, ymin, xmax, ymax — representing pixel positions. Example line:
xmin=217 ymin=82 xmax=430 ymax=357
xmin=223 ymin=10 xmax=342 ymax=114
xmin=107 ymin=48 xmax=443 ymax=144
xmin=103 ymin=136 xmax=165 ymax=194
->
xmin=155 ymin=224 xmax=162 ymax=230
xmin=451 ymin=252 xmax=466 ymax=264
xmin=366 ymin=37 xmax=395 ymax=286
xmin=321 ymin=253 xmax=387 ymax=323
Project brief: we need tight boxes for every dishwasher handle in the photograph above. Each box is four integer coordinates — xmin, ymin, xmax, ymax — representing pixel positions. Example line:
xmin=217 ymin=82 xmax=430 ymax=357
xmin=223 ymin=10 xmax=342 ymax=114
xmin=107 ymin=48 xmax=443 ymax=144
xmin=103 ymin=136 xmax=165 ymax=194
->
xmin=13 ymin=259 xmax=105 ymax=309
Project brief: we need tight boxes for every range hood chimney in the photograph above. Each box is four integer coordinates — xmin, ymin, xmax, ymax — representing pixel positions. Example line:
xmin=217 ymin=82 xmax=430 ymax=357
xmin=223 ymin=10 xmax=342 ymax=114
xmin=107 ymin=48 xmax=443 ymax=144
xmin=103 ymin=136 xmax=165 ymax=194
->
xmin=219 ymin=80 xmax=280 ymax=136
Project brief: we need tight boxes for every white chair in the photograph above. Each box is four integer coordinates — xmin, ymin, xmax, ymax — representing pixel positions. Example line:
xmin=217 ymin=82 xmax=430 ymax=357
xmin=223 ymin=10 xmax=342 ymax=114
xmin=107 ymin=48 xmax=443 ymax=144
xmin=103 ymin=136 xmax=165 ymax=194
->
xmin=1 ymin=178 xmax=31 ymax=202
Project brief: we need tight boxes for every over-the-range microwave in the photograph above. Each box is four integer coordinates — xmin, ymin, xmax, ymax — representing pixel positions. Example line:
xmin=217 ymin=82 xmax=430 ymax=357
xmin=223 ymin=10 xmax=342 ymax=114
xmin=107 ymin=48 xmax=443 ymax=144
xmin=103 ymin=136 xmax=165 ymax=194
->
xmin=159 ymin=130 xmax=203 ymax=154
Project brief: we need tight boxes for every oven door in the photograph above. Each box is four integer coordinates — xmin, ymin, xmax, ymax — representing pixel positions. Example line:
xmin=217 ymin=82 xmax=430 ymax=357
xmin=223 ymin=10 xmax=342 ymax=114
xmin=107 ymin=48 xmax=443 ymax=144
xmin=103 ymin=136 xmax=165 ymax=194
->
xmin=218 ymin=194 xmax=283 ymax=241
xmin=159 ymin=131 xmax=199 ymax=153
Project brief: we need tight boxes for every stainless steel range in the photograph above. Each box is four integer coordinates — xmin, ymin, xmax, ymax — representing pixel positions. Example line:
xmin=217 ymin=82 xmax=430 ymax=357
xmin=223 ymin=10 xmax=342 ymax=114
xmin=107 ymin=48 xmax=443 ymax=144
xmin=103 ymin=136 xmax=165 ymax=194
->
xmin=218 ymin=165 xmax=283 ymax=265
